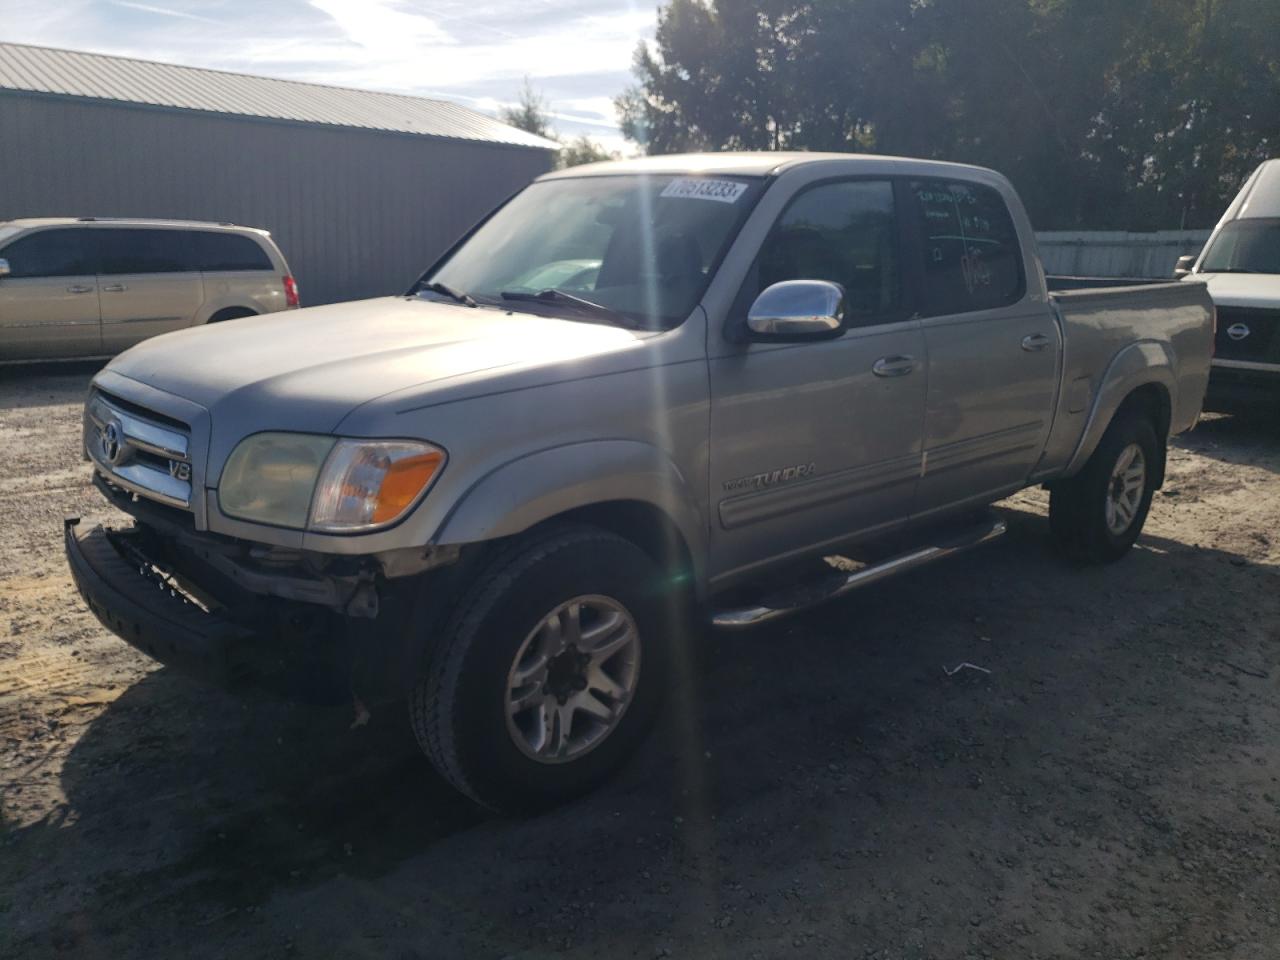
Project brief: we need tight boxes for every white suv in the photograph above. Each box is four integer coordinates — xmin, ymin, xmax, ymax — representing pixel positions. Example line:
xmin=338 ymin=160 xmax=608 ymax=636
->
xmin=0 ymin=218 xmax=299 ymax=361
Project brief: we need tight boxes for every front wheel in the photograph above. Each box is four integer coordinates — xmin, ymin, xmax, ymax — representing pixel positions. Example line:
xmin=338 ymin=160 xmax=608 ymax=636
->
xmin=1049 ymin=412 xmax=1160 ymax=563
xmin=410 ymin=525 xmax=674 ymax=813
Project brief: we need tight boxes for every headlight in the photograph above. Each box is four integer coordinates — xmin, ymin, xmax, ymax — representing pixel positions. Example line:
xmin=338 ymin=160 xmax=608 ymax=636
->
xmin=219 ymin=432 xmax=335 ymax=528
xmin=218 ymin=433 xmax=445 ymax=532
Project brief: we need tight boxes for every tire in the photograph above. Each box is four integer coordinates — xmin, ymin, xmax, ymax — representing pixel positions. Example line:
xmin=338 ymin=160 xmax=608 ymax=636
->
xmin=410 ymin=524 xmax=675 ymax=813
xmin=1049 ymin=411 xmax=1160 ymax=563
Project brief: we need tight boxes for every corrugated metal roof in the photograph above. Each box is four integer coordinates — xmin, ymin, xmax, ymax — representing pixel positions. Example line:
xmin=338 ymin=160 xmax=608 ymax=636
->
xmin=0 ymin=42 xmax=558 ymax=150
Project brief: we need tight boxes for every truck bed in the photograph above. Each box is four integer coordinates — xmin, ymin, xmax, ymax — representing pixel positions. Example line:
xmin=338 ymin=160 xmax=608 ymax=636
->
xmin=1034 ymin=280 xmax=1216 ymax=480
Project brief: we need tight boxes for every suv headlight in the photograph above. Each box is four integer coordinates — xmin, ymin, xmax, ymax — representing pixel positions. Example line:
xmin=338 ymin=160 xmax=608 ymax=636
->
xmin=218 ymin=433 xmax=445 ymax=532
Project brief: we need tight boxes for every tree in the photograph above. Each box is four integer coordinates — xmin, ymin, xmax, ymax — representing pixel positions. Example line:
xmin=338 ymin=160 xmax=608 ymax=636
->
xmin=501 ymin=78 xmax=619 ymax=169
xmin=559 ymin=135 xmax=617 ymax=168
xmin=500 ymin=77 xmax=554 ymax=140
xmin=618 ymin=0 xmax=1280 ymax=230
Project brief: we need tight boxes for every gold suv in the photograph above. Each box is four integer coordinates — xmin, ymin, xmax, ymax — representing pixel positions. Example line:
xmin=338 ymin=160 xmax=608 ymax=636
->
xmin=0 ymin=217 xmax=298 ymax=361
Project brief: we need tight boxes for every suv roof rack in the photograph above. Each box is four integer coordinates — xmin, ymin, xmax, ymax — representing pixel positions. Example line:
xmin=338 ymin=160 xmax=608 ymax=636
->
xmin=75 ymin=217 xmax=242 ymax=227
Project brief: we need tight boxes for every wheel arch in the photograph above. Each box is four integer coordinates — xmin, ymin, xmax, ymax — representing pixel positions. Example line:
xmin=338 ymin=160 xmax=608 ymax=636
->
xmin=206 ymin=306 xmax=257 ymax=324
xmin=433 ymin=440 xmax=707 ymax=598
xmin=1063 ymin=342 xmax=1175 ymax=485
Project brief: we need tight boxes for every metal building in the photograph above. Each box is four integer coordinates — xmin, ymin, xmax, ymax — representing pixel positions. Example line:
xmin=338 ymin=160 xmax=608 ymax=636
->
xmin=0 ymin=43 xmax=558 ymax=305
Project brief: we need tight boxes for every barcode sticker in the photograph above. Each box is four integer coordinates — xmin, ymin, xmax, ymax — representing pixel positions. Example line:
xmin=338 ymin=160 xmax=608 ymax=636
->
xmin=660 ymin=178 xmax=749 ymax=203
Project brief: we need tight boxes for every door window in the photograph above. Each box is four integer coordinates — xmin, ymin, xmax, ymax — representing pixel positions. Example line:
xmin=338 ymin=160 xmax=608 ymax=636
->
xmin=97 ymin=229 xmax=194 ymax=275
xmin=752 ymin=180 xmax=902 ymax=324
xmin=190 ymin=232 xmax=274 ymax=272
xmin=909 ymin=180 xmax=1024 ymax=316
xmin=0 ymin=229 xmax=94 ymax=278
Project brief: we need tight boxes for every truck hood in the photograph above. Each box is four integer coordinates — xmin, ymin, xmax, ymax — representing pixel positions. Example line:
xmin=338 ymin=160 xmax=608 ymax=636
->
xmin=105 ymin=296 xmax=653 ymax=434
xmin=1193 ymin=272 xmax=1280 ymax=308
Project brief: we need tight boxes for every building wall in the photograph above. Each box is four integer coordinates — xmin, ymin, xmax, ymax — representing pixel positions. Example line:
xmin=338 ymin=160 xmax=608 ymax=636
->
xmin=1036 ymin=230 xmax=1213 ymax=279
xmin=0 ymin=92 xmax=554 ymax=305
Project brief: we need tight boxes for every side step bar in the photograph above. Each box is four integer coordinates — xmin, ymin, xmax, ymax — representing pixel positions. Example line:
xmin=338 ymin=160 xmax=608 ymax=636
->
xmin=711 ymin=514 xmax=1007 ymax=630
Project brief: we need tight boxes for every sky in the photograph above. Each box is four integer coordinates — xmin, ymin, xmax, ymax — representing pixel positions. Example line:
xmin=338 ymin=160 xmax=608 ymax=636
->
xmin=0 ymin=0 xmax=659 ymax=153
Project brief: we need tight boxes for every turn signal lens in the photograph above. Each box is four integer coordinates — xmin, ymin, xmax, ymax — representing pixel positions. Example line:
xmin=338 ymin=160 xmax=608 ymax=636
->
xmin=309 ymin=440 xmax=445 ymax=532
xmin=372 ymin=451 xmax=444 ymax=522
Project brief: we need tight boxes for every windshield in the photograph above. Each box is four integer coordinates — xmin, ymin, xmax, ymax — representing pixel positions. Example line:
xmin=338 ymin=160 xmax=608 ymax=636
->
xmin=419 ymin=174 xmax=766 ymax=328
xmin=1200 ymin=218 xmax=1280 ymax=274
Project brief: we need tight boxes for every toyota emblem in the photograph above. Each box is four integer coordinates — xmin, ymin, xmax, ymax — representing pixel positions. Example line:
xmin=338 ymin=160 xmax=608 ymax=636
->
xmin=1227 ymin=322 xmax=1251 ymax=342
xmin=101 ymin=419 xmax=125 ymax=465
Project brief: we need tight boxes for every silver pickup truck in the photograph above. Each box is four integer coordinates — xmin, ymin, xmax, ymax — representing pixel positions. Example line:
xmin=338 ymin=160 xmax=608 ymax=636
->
xmin=66 ymin=153 xmax=1214 ymax=812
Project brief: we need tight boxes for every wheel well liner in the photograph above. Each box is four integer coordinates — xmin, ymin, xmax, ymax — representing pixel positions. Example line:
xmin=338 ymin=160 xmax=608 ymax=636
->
xmin=540 ymin=500 xmax=697 ymax=595
xmin=207 ymin=307 xmax=257 ymax=323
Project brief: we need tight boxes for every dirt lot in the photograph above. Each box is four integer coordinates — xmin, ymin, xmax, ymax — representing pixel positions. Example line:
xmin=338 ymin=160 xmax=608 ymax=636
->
xmin=2 ymin=363 xmax=1278 ymax=960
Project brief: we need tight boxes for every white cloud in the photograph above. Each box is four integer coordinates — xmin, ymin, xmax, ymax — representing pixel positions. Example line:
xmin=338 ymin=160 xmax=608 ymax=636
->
xmin=109 ymin=1 xmax=219 ymax=23
xmin=0 ymin=0 xmax=655 ymax=149
xmin=308 ymin=0 xmax=455 ymax=55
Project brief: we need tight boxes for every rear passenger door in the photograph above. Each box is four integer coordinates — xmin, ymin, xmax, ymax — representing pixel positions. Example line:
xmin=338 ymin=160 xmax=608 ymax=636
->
xmin=908 ymin=179 xmax=1060 ymax=518
xmin=0 ymin=228 xmax=101 ymax=360
xmin=97 ymin=228 xmax=204 ymax=353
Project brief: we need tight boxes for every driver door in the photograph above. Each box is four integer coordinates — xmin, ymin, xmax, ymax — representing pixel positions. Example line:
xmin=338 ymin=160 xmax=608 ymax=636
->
xmin=707 ymin=180 xmax=927 ymax=583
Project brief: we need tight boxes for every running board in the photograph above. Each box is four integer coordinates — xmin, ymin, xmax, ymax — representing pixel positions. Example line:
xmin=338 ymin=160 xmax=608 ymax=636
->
xmin=711 ymin=514 xmax=1008 ymax=630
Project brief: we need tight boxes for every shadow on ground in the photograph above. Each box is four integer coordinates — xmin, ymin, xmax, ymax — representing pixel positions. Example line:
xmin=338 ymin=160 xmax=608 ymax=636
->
xmin=6 ymin=493 xmax=1280 ymax=958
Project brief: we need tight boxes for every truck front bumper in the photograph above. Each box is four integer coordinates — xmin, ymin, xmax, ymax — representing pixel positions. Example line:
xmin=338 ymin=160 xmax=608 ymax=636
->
xmin=64 ymin=517 xmax=373 ymax=704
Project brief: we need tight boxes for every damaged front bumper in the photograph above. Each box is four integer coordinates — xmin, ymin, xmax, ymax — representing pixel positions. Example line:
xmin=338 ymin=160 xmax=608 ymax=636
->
xmin=64 ymin=511 xmax=441 ymax=706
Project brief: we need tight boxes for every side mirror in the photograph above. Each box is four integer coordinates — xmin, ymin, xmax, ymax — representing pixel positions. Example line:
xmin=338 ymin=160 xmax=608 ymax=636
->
xmin=1173 ymin=254 xmax=1196 ymax=278
xmin=0 ymin=258 xmax=9 ymax=279
xmin=746 ymin=280 xmax=845 ymax=340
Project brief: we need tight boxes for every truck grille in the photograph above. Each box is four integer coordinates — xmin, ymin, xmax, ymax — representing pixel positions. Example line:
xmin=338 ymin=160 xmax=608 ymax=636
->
xmin=1214 ymin=306 xmax=1280 ymax=366
xmin=86 ymin=388 xmax=194 ymax=509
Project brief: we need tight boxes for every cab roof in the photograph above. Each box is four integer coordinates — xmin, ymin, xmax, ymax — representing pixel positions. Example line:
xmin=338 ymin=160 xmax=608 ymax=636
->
xmin=537 ymin=151 xmax=1000 ymax=181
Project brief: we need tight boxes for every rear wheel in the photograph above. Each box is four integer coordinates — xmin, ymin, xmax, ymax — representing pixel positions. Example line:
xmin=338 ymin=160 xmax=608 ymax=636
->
xmin=410 ymin=525 xmax=674 ymax=813
xmin=1049 ymin=411 xmax=1160 ymax=563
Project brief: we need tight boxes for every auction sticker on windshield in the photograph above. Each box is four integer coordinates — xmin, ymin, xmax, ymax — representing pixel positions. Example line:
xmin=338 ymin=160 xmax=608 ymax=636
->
xmin=660 ymin=178 xmax=749 ymax=203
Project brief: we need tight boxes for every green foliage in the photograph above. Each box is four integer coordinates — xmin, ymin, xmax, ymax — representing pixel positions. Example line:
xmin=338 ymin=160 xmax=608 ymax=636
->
xmin=618 ymin=0 xmax=1280 ymax=229
xmin=501 ymin=79 xmax=616 ymax=170
xmin=501 ymin=77 xmax=555 ymax=140
xmin=559 ymin=135 xmax=618 ymax=168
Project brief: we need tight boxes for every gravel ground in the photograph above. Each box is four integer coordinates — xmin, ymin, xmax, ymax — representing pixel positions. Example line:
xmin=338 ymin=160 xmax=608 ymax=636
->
xmin=2 ymin=363 xmax=1278 ymax=960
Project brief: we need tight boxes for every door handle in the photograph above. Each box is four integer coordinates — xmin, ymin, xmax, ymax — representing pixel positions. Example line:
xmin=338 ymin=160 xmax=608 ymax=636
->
xmin=102 ymin=283 xmax=128 ymax=293
xmin=66 ymin=284 xmax=94 ymax=294
xmin=872 ymin=355 xmax=916 ymax=377
xmin=1021 ymin=333 xmax=1051 ymax=352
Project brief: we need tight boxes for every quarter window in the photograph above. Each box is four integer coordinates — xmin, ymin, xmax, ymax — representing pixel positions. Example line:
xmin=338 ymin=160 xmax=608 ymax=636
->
xmin=753 ymin=180 xmax=902 ymax=324
xmin=0 ymin=229 xmax=94 ymax=278
xmin=97 ymin=229 xmax=193 ymax=274
xmin=190 ymin=232 xmax=274 ymax=272
xmin=909 ymin=180 xmax=1024 ymax=315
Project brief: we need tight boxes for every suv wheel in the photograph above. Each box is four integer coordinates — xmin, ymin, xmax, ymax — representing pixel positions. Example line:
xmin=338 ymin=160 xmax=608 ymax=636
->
xmin=1049 ymin=411 xmax=1160 ymax=563
xmin=410 ymin=524 xmax=673 ymax=813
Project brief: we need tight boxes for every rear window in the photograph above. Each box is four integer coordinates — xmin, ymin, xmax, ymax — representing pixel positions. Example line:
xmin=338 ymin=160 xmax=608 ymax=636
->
xmin=0 ymin=228 xmax=95 ymax=278
xmin=909 ymin=180 xmax=1025 ymax=316
xmin=190 ymin=231 xmax=274 ymax=272
xmin=98 ymin=229 xmax=192 ymax=274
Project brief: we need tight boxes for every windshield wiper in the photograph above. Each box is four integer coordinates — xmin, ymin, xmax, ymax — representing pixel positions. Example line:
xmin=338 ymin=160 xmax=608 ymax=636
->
xmin=499 ymin=288 xmax=637 ymax=328
xmin=419 ymin=281 xmax=477 ymax=307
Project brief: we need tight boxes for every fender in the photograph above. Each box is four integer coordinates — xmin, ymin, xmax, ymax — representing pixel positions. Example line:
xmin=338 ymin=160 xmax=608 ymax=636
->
xmin=434 ymin=439 xmax=707 ymax=579
xmin=1062 ymin=340 xmax=1176 ymax=477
